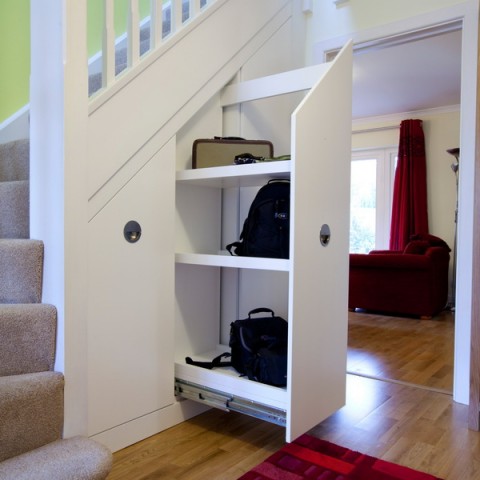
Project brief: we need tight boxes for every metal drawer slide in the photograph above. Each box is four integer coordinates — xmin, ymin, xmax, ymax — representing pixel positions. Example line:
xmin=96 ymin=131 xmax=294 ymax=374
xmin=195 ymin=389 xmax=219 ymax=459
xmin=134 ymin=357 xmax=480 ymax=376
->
xmin=175 ymin=378 xmax=286 ymax=427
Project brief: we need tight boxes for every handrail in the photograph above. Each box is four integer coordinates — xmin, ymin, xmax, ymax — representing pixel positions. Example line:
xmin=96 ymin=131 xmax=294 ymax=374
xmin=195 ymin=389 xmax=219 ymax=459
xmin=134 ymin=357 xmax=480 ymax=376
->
xmin=90 ymin=0 xmax=212 ymax=97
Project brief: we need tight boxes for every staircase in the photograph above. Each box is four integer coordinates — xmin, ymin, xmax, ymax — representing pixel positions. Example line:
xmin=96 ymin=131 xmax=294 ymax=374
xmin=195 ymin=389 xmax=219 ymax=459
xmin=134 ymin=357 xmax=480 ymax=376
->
xmin=0 ymin=140 xmax=112 ymax=479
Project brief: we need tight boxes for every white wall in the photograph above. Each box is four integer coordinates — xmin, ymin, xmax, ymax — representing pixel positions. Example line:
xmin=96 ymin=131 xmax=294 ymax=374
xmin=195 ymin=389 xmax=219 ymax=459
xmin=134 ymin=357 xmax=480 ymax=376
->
xmin=305 ymin=0 xmax=468 ymax=61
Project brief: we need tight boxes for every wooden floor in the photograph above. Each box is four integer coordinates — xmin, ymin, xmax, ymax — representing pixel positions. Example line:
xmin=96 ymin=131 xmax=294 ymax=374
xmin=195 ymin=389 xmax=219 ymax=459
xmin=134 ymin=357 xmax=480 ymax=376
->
xmin=107 ymin=310 xmax=475 ymax=480
xmin=347 ymin=310 xmax=455 ymax=392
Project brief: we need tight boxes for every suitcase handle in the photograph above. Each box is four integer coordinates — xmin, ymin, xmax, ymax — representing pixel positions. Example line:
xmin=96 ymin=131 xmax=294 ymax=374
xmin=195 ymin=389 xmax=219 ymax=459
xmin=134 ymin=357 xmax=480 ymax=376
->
xmin=213 ymin=136 xmax=245 ymax=141
xmin=248 ymin=307 xmax=274 ymax=318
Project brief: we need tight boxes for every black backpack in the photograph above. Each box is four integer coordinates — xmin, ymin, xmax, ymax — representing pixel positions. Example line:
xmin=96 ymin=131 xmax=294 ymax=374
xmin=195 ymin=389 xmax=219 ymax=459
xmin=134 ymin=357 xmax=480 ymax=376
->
xmin=226 ymin=179 xmax=290 ymax=259
xmin=229 ymin=308 xmax=288 ymax=387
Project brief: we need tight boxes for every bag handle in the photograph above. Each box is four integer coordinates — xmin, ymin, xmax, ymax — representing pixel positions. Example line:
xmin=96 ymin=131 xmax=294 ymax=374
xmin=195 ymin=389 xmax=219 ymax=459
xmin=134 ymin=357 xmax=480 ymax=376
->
xmin=226 ymin=241 xmax=241 ymax=256
xmin=214 ymin=136 xmax=245 ymax=141
xmin=248 ymin=307 xmax=274 ymax=318
xmin=267 ymin=178 xmax=290 ymax=185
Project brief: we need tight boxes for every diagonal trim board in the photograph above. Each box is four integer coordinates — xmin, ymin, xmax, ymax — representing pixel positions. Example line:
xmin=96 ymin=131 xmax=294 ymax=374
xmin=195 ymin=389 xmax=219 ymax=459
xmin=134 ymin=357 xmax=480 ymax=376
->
xmin=87 ymin=0 xmax=291 ymax=220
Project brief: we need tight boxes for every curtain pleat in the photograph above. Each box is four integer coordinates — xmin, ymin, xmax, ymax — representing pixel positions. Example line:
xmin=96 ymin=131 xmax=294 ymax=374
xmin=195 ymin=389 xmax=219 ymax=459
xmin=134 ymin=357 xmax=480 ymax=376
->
xmin=389 ymin=119 xmax=429 ymax=250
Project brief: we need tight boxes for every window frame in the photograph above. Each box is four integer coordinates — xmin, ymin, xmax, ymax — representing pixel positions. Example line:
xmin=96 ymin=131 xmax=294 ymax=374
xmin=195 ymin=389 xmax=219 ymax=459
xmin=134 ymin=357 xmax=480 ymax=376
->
xmin=350 ymin=147 xmax=397 ymax=251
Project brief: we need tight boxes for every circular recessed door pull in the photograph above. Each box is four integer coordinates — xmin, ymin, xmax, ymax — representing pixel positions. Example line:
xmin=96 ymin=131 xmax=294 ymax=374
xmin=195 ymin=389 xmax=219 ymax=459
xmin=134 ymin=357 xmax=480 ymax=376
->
xmin=124 ymin=220 xmax=142 ymax=243
xmin=319 ymin=224 xmax=331 ymax=247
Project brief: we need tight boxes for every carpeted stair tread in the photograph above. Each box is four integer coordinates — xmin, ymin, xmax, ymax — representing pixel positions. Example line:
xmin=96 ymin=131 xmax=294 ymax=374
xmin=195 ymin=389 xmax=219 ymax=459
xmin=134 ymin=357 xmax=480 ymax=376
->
xmin=0 ymin=371 xmax=64 ymax=462
xmin=0 ymin=139 xmax=112 ymax=477
xmin=0 ymin=139 xmax=29 ymax=182
xmin=0 ymin=239 xmax=44 ymax=303
xmin=0 ymin=304 xmax=57 ymax=376
xmin=0 ymin=435 xmax=112 ymax=480
xmin=0 ymin=180 xmax=29 ymax=239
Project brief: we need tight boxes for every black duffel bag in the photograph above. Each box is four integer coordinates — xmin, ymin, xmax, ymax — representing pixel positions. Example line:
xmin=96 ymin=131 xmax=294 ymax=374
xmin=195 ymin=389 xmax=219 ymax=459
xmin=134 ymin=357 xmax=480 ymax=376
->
xmin=229 ymin=308 xmax=288 ymax=387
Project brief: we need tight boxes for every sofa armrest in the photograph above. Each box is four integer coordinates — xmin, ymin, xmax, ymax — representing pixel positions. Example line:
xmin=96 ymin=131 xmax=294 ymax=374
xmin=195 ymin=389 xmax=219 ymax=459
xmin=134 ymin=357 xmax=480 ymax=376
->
xmin=424 ymin=246 xmax=451 ymax=261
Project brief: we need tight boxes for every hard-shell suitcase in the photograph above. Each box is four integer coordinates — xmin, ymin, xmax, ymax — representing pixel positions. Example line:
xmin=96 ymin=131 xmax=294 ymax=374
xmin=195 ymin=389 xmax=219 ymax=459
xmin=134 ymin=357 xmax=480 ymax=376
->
xmin=192 ymin=137 xmax=274 ymax=169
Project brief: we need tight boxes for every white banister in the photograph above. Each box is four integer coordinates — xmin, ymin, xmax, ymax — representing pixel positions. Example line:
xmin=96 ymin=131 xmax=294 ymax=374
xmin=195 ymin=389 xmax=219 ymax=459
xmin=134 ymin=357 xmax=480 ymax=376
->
xmin=128 ymin=0 xmax=141 ymax=67
xmin=102 ymin=0 xmax=115 ymax=88
xmin=92 ymin=0 xmax=216 ymax=97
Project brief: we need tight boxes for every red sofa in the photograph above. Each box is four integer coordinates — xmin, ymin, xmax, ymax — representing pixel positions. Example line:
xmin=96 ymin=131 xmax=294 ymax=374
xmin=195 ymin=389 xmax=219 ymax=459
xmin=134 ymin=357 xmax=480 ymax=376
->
xmin=349 ymin=234 xmax=451 ymax=318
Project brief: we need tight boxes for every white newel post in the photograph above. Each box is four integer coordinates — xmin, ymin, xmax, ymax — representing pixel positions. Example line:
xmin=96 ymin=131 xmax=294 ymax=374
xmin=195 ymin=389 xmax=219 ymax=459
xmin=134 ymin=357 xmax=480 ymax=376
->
xmin=30 ymin=0 xmax=89 ymax=437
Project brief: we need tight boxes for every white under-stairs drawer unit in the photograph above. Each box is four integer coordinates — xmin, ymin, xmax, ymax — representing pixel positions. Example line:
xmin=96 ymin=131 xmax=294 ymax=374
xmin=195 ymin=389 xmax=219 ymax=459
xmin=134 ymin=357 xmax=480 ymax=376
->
xmin=174 ymin=42 xmax=353 ymax=442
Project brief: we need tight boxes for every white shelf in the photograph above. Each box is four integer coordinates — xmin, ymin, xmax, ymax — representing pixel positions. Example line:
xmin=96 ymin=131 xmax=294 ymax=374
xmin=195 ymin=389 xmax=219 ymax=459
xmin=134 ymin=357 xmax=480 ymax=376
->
xmin=175 ymin=252 xmax=290 ymax=271
xmin=174 ymin=43 xmax=352 ymax=442
xmin=175 ymin=346 xmax=288 ymax=410
xmin=176 ymin=161 xmax=291 ymax=188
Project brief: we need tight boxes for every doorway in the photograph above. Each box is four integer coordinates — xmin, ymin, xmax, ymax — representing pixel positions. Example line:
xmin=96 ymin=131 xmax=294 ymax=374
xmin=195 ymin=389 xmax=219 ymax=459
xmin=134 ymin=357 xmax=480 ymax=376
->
xmin=314 ymin=5 xmax=478 ymax=403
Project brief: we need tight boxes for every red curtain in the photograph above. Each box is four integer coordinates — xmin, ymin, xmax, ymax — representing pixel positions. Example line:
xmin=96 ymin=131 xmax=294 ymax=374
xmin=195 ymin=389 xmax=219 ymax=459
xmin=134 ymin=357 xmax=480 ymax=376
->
xmin=389 ymin=119 xmax=429 ymax=251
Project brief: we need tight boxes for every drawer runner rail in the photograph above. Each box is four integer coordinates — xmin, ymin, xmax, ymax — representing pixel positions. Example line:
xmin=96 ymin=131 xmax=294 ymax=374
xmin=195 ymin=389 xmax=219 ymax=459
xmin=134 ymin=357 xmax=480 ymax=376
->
xmin=175 ymin=378 xmax=286 ymax=427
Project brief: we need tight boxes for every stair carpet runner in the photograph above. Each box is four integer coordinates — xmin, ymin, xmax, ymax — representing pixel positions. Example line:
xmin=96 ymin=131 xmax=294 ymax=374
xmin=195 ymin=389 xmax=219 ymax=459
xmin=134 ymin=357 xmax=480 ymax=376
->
xmin=0 ymin=140 xmax=112 ymax=479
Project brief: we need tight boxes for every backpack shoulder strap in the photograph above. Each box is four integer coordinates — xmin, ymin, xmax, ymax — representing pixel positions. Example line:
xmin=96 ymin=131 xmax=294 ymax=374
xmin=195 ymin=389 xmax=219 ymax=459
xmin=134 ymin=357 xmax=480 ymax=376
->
xmin=185 ymin=352 xmax=232 ymax=369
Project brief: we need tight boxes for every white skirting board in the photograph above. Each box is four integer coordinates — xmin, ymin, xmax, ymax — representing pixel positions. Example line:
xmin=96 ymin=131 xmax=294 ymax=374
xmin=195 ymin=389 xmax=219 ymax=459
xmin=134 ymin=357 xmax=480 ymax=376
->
xmin=89 ymin=398 xmax=209 ymax=453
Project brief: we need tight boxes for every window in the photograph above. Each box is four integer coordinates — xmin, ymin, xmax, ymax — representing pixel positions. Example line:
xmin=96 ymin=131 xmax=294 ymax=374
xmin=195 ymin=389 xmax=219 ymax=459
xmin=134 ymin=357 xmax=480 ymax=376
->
xmin=350 ymin=148 xmax=397 ymax=253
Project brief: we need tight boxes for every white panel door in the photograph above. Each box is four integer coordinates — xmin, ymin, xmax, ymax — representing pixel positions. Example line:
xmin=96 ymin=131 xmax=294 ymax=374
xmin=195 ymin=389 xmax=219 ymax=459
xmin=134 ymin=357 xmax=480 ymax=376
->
xmin=87 ymin=138 xmax=175 ymax=436
xmin=287 ymin=42 xmax=353 ymax=441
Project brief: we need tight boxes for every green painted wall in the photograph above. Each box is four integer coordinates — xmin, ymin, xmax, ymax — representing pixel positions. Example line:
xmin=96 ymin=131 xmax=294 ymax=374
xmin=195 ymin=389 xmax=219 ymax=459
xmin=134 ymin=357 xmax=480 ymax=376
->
xmin=0 ymin=0 xmax=30 ymax=124
xmin=0 ymin=0 xmax=152 ymax=125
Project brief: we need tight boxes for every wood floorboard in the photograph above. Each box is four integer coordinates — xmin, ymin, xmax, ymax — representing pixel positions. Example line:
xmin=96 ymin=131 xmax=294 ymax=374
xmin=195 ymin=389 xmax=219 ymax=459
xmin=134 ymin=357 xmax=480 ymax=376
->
xmin=107 ymin=375 xmax=480 ymax=480
xmin=347 ymin=309 xmax=454 ymax=392
xmin=108 ymin=310 xmax=466 ymax=479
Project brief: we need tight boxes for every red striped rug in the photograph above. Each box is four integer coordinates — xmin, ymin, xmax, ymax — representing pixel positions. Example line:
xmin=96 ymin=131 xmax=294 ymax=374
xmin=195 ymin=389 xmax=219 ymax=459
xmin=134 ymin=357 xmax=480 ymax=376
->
xmin=238 ymin=434 xmax=443 ymax=480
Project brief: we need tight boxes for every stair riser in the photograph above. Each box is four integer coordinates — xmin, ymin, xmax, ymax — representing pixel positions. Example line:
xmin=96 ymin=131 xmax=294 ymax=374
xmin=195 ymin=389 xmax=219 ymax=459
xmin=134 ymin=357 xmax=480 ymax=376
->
xmin=0 ymin=304 xmax=57 ymax=376
xmin=0 ymin=139 xmax=29 ymax=182
xmin=0 ymin=372 xmax=64 ymax=462
xmin=0 ymin=239 xmax=44 ymax=303
xmin=0 ymin=180 xmax=29 ymax=239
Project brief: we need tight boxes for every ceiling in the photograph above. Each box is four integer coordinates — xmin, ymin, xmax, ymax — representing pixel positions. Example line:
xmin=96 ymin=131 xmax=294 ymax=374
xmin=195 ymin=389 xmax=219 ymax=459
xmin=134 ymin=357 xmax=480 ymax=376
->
xmin=350 ymin=28 xmax=462 ymax=120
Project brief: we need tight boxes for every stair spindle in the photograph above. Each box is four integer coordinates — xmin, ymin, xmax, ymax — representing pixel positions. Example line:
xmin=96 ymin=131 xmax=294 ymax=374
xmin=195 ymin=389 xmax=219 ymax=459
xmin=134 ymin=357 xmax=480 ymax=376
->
xmin=151 ymin=0 xmax=163 ymax=49
xmin=191 ymin=0 xmax=201 ymax=17
xmin=103 ymin=0 xmax=115 ymax=88
xmin=128 ymin=0 xmax=141 ymax=67
xmin=173 ymin=0 xmax=184 ymax=33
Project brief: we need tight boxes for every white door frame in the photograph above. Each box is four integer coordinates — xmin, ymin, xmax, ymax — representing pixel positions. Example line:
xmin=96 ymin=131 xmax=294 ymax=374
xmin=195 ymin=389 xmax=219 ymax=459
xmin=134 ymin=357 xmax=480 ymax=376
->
xmin=312 ymin=0 xmax=479 ymax=406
